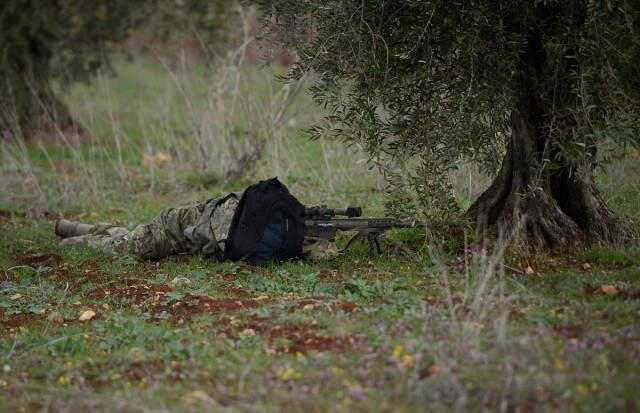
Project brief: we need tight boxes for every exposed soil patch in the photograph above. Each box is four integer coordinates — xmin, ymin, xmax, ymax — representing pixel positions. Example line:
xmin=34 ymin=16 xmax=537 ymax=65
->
xmin=318 ymin=270 xmax=345 ymax=284
xmin=554 ymin=325 xmax=584 ymax=339
xmin=220 ymin=315 xmax=360 ymax=354
xmin=0 ymin=210 xmax=12 ymax=219
xmin=422 ymin=295 xmax=465 ymax=307
xmin=127 ymin=360 xmax=173 ymax=381
xmin=14 ymin=253 xmax=63 ymax=268
xmin=86 ymin=359 xmax=176 ymax=388
xmin=1 ymin=313 xmax=40 ymax=331
xmin=86 ymin=284 xmax=172 ymax=306
xmin=217 ymin=284 xmax=250 ymax=298
xmin=155 ymin=295 xmax=261 ymax=320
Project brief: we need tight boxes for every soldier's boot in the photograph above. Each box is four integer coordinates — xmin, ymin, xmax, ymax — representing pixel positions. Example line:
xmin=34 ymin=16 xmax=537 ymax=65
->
xmin=55 ymin=219 xmax=96 ymax=238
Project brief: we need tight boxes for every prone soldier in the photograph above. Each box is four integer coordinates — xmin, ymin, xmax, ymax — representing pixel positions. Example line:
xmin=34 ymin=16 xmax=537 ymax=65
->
xmin=55 ymin=195 xmax=340 ymax=261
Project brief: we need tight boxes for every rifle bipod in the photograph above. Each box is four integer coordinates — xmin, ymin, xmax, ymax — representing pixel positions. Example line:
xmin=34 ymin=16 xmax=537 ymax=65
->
xmin=367 ymin=231 xmax=383 ymax=257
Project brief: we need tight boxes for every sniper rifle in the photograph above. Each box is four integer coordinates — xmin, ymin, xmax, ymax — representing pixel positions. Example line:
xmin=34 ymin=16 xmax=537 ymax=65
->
xmin=304 ymin=205 xmax=414 ymax=256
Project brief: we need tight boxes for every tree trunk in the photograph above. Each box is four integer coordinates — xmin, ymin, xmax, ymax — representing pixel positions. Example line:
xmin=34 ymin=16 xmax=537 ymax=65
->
xmin=466 ymin=108 xmax=636 ymax=249
xmin=466 ymin=26 xmax=636 ymax=249
xmin=1 ymin=33 xmax=82 ymax=139
xmin=0 ymin=75 xmax=81 ymax=139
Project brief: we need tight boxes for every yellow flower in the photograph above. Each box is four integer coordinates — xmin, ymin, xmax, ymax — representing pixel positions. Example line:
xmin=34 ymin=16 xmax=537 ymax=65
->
xmin=275 ymin=367 xmax=301 ymax=381
xmin=331 ymin=367 xmax=345 ymax=376
xmin=296 ymin=352 xmax=304 ymax=359
xmin=402 ymin=354 xmax=414 ymax=366
xmin=139 ymin=378 xmax=147 ymax=389
xmin=591 ymin=383 xmax=598 ymax=391
xmin=576 ymin=384 xmax=589 ymax=395
xmin=342 ymin=397 xmax=353 ymax=407
xmin=58 ymin=375 xmax=70 ymax=385
xmin=554 ymin=359 xmax=564 ymax=371
xmin=125 ymin=381 xmax=133 ymax=389
xmin=392 ymin=345 xmax=404 ymax=358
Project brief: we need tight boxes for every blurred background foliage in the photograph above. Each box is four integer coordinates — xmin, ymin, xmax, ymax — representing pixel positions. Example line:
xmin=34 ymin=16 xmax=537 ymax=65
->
xmin=0 ymin=0 xmax=239 ymax=135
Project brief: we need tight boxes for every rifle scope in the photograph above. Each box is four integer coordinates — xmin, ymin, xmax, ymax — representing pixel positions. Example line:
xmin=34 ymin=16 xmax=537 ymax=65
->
xmin=305 ymin=205 xmax=362 ymax=218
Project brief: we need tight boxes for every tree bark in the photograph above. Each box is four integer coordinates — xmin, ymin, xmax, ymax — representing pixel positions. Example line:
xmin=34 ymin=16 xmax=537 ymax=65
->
xmin=0 ymin=76 xmax=82 ymax=139
xmin=1 ymin=33 xmax=83 ymax=139
xmin=466 ymin=109 xmax=636 ymax=249
xmin=466 ymin=25 xmax=636 ymax=249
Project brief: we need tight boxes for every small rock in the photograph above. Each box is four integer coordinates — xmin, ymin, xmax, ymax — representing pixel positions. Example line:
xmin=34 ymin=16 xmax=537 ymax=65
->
xmin=302 ymin=304 xmax=315 ymax=311
xmin=170 ymin=276 xmax=191 ymax=287
xmin=600 ymin=284 xmax=618 ymax=296
xmin=182 ymin=390 xmax=218 ymax=407
xmin=525 ymin=266 xmax=535 ymax=275
xmin=582 ymin=263 xmax=591 ymax=270
xmin=78 ymin=310 xmax=96 ymax=321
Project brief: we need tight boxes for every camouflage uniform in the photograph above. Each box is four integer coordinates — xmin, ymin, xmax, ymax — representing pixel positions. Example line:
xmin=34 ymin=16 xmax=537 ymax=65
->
xmin=60 ymin=196 xmax=239 ymax=260
xmin=59 ymin=195 xmax=338 ymax=261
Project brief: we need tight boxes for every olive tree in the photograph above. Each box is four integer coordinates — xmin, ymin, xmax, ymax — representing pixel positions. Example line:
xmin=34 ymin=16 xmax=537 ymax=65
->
xmin=0 ymin=0 xmax=235 ymax=137
xmin=260 ymin=0 xmax=639 ymax=247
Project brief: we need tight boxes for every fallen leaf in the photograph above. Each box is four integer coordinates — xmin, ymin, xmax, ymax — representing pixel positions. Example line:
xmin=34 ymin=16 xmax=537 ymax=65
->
xmin=78 ymin=310 xmax=96 ymax=321
xmin=101 ymin=303 xmax=110 ymax=311
xmin=48 ymin=312 xmax=64 ymax=324
xmin=582 ymin=263 xmax=591 ymax=270
xmin=302 ymin=304 xmax=315 ymax=311
xmin=525 ymin=266 xmax=535 ymax=275
xmin=427 ymin=365 xmax=440 ymax=375
xmin=600 ymin=285 xmax=618 ymax=296
xmin=153 ymin=152 xmax=171 ymax=167
xmin=255 ymin=295 xmax=269 ymax=301
xmin=9 ymin=293 xmax=22 ymax=301
xmin=141 ymin=152 xmax=172 ymax=169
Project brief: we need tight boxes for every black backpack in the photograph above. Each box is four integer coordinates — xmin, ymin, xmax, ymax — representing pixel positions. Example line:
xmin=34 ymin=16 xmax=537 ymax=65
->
xmin=224 ymin=178 xmax=305 ymax=265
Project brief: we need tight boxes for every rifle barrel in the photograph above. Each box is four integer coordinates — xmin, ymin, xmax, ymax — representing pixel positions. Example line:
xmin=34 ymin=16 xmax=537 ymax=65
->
xmin=305 ymin=218 xmax=414 ymax=230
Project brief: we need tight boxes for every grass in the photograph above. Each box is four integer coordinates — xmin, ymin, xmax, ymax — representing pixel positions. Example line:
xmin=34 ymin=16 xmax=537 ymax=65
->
xmin=1 ymin=54 xmax=640 ymax=412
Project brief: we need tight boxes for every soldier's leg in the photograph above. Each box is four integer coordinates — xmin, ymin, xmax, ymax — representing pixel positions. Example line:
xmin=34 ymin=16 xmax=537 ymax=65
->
xmin=108 ymin=205 xmax=201 ymax=259
xmin=57 ymin=205 xmax=202 ymax=260
xmin=59 ymin=225 xmax=130 ymax=250
xmin=303 ymin=238 xmax=340 ymax=261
